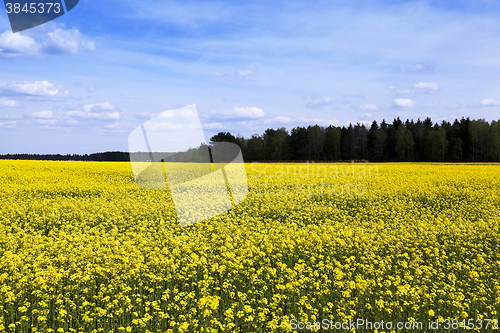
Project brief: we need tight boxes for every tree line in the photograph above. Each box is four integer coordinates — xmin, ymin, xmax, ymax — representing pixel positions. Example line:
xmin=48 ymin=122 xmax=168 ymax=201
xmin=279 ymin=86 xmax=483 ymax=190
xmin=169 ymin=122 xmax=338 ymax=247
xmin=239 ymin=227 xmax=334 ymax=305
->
xmin=0 ymin=151 xmax=130 ymax=162
xmin=211 ymin=117 xmax=500 ymax=162
xmin=1 ymin=117 xmax=499 ymax=162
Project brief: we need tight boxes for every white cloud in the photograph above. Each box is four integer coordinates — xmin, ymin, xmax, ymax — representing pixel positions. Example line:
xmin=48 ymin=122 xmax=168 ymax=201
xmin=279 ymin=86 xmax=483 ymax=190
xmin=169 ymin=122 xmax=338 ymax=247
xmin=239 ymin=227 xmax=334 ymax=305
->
xmin=359 ymin=113 xmax=373 ymax=120
xmin=202 ymin=122 xmax=225 ymax=129
xmin=414 ymin=82 xmax=440 ymax=91
xmin=264 ymin=116 xmax=293 ymax=124
xmin=104 ymin=122 xmax=120 ymax=129
xmin=394 ymin=98 xmax=415 ymax=108
xmin=431 ymin=101 xmax=472 ymax=109
xmin=0 ymin=28 xmax=95 ymax=57
xmin=204 ymin=114 xmax=337 ymax=132
xmin=32 ymin=110 xmax=53 ymax=119
xmin=212 ymin=107 xmax=265 ymax=119
xmin=0 ymin=97 xmax=21 ymax=108
xmin=83 ymin=101 xmax=116 ymax=113
xmin=305 ymin=97 xmax=335 ymax=109
xmin=388 ymin=86 xmax=410 ymax=94
xmin=44 ymin=29 xmax=95 ymax=54
xmin=211 ymin=69 xmax=256 ymax=80
xmin=480 ymin=98 xmax=500 ymax=106
xmin=0 ymin=114 xmax=21 ymax=120
xmin=66 ymin=110 xmax=120 ymax=120
xmin=211 ymin=71 xmax=228 ymax=77
xmin=0 ymin=31 xmax=38 ymax=57
xmin=66 ymin=102 xmax=120 ymax=120
xmin=312 ymin=118 xmax=338 ymax=126
xmin=203 ymin=115 xmax=293 ymax=132
xmin=36 ymin=119 xmax=58 ymax=125
xmin=400 ymin=64 xmax=434 ymax=73
xmin=358 ymin=104 xmax=378 ymax=111
xmin=0 ymin=121 xmax=17 ymax=128
xmin=297 ymin=117 xmax=338 ymax=126
xmin=1 ymin=81 xmax=60 ymax=96
xmin=236 ymin=69 xmax=256 ymax=80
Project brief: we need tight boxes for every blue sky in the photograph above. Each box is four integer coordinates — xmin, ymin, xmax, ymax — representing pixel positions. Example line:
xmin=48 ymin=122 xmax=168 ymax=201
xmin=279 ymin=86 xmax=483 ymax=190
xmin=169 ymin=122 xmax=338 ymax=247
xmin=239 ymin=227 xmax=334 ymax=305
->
xmin=1 ymin=0 xmax=500 ymax=154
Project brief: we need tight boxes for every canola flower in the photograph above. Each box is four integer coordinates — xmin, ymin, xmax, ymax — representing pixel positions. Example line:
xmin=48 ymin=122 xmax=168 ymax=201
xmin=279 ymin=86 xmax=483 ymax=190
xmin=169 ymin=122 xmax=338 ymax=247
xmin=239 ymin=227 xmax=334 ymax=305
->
xmin=0 ymin=160 xmax=499 ymax=332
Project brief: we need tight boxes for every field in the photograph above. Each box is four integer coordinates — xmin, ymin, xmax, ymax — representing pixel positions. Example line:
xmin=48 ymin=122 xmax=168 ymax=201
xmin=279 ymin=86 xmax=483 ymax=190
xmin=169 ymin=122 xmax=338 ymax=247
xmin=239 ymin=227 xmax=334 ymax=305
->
xmin=0 ymin=160 xmax=499 ymax=332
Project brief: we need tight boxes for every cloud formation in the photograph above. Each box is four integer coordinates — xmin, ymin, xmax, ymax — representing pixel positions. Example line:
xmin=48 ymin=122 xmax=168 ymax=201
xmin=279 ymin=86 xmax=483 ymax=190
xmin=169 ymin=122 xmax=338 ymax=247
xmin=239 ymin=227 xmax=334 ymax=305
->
xmin=0 ymin=31 xmax=38 ymax=57
xmin=202 ymin=122 xmax=225 ymax=130
xmin=31 ymin=110 xmax=53 ymax=119
xmin=0 ymin=97 xmax=21 ymax=108
xmin=394 ymin=98 xmax=415 ymax=108
xmin=305 ymin=97 xmax=335 ymax=109
xmin=480 ymin=98 xmax=500 ymax=106
xmin=414 ymin=82 xmax=440 ymax=91
xmin=1 ymin=81 xmax=60 ymax=96
xmin=400 ymin=64 xmax=435 ymax=73
xmin=359 ymin=113 xmax=373 ymax=121
xmin=0 ymin=28 xmax=95 ymax=57
xmin=210 ymin=68 xmax=257 ymax=81
xmin=358 ymin=104 xmax=378 ymax=111
xmin=211 ymin=107 xmax=265 ymax=119
xmin=0 ymin=114 xmax=22 ymax=120
xmin=265 ymin=116 xmax=293 ymax=124
xmin=297 ymin=117 xmax=338 ymax=127
xmin=0 ymin=120 xmax=17 ymax=128
xmin=236 ymin=69 xmax=256 ymax=80
xmin=66 ymin=102 xmax=120 ymax=120
xmin=43 ymin=29 xmax=96 ymax=54
xmin=36 ymin=119 xmax=58 ymax=125
xmin=388 ymin=86 xmax=410 ymax=94
xmin=203 ymin=114 xmax=338 ymax=132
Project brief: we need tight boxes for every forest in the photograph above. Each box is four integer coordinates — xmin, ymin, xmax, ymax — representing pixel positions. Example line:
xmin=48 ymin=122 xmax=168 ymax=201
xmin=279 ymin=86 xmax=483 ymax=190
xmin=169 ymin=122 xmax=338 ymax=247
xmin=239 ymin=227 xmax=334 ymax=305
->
xmin=212 ymin=117 xmax=500 ymax=162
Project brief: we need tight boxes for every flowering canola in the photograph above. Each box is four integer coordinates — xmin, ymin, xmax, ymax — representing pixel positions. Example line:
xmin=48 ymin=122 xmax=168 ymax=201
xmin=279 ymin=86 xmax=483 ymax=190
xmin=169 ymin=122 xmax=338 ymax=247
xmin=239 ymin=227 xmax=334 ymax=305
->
xmin=0 ymin=160 xmax=499 ymax=332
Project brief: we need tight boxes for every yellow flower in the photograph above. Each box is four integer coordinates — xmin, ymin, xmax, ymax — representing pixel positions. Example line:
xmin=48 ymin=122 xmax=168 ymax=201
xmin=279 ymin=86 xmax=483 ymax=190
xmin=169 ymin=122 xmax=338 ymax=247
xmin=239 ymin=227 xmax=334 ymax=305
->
xmin=0 ymin=161 xmax=499 ymax=332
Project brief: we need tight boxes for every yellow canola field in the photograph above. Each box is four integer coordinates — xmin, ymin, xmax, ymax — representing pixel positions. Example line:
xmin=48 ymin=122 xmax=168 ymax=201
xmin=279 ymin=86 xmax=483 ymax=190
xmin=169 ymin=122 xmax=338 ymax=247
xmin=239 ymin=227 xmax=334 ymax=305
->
xmin=0 ymin=160 xmax=499 ymax=333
